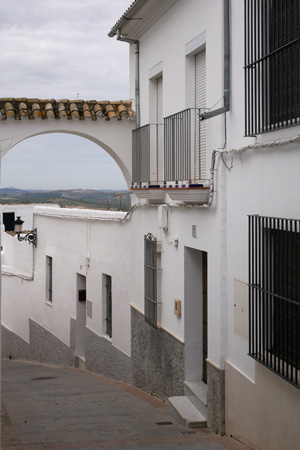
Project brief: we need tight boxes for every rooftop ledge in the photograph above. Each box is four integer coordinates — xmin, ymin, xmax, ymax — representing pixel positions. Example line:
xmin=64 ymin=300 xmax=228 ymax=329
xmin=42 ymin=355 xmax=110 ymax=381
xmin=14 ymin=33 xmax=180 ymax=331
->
xmin=33 ymin=206 xmax=127 ymax=221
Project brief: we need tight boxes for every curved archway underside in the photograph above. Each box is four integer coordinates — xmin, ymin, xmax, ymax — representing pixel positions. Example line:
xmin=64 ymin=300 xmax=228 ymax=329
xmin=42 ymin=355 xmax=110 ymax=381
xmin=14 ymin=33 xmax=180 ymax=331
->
xmin=0 ymin=98 xmax=135 ymax=186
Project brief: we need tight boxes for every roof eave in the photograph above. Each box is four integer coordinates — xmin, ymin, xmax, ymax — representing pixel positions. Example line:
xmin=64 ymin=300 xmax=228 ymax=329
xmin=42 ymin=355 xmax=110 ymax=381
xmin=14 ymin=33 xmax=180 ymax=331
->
xmin=108 ymin=0 xmax=149 ymax=37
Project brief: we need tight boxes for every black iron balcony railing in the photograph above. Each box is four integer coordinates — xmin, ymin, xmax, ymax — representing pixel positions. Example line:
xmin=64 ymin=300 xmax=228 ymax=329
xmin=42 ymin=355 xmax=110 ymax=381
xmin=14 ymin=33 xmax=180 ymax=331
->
xmin=132 ymin=108 xmax=206 ymax=185
xmin=132 ymin=124 xmax=150 ymax=184
xmin=164 ymin=109 xmax=191 ymax=182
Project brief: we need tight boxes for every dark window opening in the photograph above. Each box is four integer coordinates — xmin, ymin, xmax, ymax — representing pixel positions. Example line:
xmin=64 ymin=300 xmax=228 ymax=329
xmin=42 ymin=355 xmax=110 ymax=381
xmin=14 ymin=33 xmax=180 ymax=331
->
xmin=144 ymin=233 xmax=157 ymax=330
xmin=78 ymin=290 xmax=86 ymax=302
xmin=3 ymin=212 xmax=15 ymax=232
xmin=245 ymin=0 xmax=300 ymax=135
xmin=249 ymin=215 xmax=300 ymax=388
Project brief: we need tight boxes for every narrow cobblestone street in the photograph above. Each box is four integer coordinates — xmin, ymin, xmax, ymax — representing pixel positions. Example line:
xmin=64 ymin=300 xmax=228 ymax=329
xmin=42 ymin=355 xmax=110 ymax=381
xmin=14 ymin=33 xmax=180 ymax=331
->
xmin=1 ymin=359 xmax=250 ymax=450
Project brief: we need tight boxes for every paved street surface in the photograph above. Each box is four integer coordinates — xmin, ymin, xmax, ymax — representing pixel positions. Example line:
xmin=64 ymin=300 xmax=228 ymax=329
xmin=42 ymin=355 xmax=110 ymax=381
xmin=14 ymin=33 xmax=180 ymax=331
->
xmin=1 ymin=359 xmax=250 ymax=450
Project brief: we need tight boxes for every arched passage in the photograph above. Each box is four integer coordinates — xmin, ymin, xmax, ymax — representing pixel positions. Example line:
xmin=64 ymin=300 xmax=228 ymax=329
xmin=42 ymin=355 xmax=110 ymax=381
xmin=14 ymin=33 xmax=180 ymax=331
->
xmin=1 ymin=133 xmax=128 ymax=191
xmin=0 ymin=99 xmax=135 ymax=187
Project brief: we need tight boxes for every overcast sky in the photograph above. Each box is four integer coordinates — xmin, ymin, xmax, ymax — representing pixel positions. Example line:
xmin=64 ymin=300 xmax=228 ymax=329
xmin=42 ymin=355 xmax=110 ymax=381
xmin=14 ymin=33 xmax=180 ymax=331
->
xmin=0 ymin=0 xmax=131 ymax=190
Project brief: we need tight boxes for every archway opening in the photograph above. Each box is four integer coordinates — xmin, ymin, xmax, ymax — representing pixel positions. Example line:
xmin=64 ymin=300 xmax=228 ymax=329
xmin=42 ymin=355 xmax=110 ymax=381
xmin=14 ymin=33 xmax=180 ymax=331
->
xmin=0 ymin=133 xmax=129 ymax=211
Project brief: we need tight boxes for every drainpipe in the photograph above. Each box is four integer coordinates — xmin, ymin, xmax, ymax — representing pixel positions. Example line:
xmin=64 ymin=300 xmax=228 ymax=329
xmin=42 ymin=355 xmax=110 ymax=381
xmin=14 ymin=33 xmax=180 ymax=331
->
xmin=200 ymin=0 xmax=230 ymax=121
xmin=207 ymin=150 xmax=218 ymax=206
xmin=116 ymin=29 xmax=140 ymax=129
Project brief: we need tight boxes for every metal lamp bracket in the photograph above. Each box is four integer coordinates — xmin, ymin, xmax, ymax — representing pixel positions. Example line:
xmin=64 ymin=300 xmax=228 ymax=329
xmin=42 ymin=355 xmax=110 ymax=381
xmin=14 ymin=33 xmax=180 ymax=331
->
xmin=17 ymin=228 xmax=37 ymax=247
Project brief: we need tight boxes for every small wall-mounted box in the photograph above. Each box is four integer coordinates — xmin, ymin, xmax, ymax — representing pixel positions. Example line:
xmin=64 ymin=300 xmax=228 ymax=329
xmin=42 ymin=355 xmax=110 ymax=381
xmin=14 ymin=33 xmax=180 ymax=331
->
xmin=174 ymin=298 xmax=181 ymax=318
xmin=156 ymin=241 xmax=162 ymax=253
xmin=192 ymin=224 xmax=197 ymax=238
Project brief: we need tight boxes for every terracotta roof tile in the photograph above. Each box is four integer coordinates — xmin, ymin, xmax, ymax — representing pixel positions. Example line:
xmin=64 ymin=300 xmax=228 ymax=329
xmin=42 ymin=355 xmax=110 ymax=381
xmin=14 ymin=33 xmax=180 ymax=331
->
xmin=82 ymin=103 xmax=92 ymax=120
xmin=0 ymin=98 xmax=135 ymax=122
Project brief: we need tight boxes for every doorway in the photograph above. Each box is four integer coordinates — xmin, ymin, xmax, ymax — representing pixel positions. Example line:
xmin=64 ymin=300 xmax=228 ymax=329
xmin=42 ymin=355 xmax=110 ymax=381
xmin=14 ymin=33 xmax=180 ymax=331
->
xmin=184 ymin=248 xmax=208 ymax=383
xmin=76 ymin=274 xmax=86 ymax=360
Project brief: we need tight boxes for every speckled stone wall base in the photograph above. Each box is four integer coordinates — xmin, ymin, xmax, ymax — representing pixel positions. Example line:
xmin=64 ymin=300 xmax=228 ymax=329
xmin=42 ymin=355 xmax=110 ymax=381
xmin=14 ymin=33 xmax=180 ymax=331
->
xmin=2 ymin=319 xmax=132 ymax=384
xmin=29 ymin=319 xmax=74 ymax=366
xmin=85 ymin=327 xmax=132 ymax=384
xmin=207 ymin=361 xmax=225 ymax=435
xmin=2 ymin=325 xmax=31 ymax=361
xmin=131 ymin=306 xmax=184 ymax=400
xmin=2 ymin=321 xmax=74 ymax=367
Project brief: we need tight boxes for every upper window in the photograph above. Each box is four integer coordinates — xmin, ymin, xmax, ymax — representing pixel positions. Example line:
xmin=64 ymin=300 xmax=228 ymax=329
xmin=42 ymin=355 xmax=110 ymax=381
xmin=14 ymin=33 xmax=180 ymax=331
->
xmin=249 ymin=215 xmax=300 ymax=388
xmin=245 ymin=0 xmax=300 ymax=135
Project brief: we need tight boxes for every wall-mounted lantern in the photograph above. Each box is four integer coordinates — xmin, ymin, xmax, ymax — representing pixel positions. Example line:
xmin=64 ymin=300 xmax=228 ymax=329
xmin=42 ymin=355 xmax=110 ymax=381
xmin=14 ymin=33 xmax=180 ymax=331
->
xmin=14 ymin=216 xmax=37 ymax=247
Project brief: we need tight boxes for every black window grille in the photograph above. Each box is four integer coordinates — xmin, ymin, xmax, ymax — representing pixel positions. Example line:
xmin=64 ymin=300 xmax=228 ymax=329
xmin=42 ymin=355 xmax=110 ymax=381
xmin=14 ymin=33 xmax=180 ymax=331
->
xmin=249 ymin=215 xmax=300 ymax=388
xmin=46 ymin=256 xmax=53 ymax=303
xmin=245 ymin=0 xmax=300 ymax=135
xmin=144 ymin=233 xmax=157 ymax=329
xmin=105 ymin=275 xmax=112 ymax=338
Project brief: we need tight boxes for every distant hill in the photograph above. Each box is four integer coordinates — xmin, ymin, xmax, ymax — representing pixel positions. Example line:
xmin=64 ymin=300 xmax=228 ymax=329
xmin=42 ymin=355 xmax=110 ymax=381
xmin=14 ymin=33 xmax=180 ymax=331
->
xmin=0 ymin=187 xmax=25 ymax=195
xmin=0 ymin=188 xmax=131 ymax=211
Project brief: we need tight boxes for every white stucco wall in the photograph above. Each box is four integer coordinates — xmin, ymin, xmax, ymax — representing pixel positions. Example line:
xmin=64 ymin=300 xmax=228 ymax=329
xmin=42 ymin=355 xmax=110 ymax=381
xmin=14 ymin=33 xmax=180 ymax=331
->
xmin=126 ymin=0 xmax=300 ymax=447
xmin=1 ymin=204 xmax=51 ymax=274
xmin=1 ymin=206 xmax=132 ymax=358
xmin=126 ymin=0 xmax=228 ymax=370
xmin=134 ymin=0 xmax=224 ymax=176
xmin=1 ymin=204 xmax=38 ymax=230
xmin=2 ymin=1 xmax=300 ymax=448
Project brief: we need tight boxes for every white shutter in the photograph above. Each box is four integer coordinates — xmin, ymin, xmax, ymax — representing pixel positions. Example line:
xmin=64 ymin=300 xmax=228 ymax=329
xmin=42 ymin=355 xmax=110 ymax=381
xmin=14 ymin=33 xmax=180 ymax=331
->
xmin=195 ymin=50 xmax=206 ymax=180
xmin=156 ymin=77 xmax=164 ymax=182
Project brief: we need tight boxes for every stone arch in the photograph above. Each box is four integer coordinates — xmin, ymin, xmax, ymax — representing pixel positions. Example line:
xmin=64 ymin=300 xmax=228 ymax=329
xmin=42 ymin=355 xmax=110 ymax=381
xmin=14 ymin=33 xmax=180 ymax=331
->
xmin=0 ymin=111 xmax=135 ymax=187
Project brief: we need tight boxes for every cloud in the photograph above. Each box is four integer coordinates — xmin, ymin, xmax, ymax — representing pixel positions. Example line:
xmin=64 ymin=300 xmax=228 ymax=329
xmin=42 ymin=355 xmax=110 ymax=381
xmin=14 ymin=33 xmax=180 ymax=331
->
xmin=0 ymin=0 xmax=130 ymax=99
xmin=0 ymin=0 xmax=133 ymax=189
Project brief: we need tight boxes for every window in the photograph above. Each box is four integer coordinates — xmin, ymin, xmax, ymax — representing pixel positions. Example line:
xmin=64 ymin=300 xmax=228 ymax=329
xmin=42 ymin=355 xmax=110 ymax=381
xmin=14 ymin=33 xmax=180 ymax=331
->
xmin=46 ymin=256 xmax=53 ymax=303
xmin=249 ymin=215 xmax=300 ymax=388
xmin=245 ymin=0 xmax=300 ymax=135
xmin=3 ymin=212 xmax=15 ymax=232
xmin=105 ymin=274 xmax=112 ymax=338
xmin=144 ymin=233 xmax=157 ymax=329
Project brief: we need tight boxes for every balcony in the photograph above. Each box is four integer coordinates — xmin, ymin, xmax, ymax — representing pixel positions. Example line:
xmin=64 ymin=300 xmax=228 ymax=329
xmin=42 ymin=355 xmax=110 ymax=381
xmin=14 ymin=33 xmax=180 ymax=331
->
xmin=131 ymin=108 xmax=210 ymax=204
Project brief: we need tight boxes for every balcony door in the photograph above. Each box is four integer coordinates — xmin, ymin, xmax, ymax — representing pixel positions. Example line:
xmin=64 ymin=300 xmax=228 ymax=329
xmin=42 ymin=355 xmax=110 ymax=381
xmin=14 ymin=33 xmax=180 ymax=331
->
xmin=195 ymin=49 xmax=206 ymax=180
xmin=157 ymin=76 xmax=164 ymax=182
